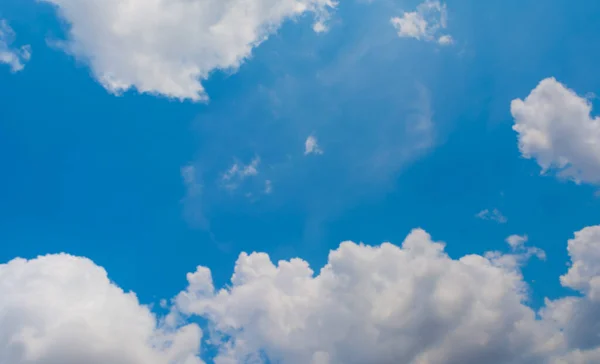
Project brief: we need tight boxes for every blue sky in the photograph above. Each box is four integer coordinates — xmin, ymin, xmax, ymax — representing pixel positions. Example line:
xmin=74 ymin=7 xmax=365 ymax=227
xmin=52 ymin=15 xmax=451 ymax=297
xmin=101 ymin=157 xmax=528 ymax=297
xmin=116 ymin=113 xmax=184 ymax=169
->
xmin=2 ymin=0 xmax=600 ymax=363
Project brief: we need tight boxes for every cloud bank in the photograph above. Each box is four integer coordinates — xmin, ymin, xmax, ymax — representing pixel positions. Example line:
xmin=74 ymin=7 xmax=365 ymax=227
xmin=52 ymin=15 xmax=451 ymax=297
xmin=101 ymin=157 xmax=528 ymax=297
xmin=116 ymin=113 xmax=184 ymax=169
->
xmin=5 ymin=226 xmax=600 ymax=363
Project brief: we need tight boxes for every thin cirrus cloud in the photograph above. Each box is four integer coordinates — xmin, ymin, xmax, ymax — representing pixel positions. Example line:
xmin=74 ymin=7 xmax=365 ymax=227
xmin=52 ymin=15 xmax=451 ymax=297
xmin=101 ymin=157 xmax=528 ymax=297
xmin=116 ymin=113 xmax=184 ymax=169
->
xmin=264 ymin=179 xmax=273 ymax=194
xmin=5 ymin=227 xmax=600 ymax=363
xmin=221 ymin=156 xmax=261 ymax=190
xmin=0 ymin=20 xmax=31 ymax=72
xmin=38 ymin=0 xmax=337 ymax=101
xmin=475 ymin=208 xmax=508 ymax=224
xmin=180 ymin=164 xmax=208 ymax=229
xmin=511 ymin=77 xmax=600 ymax=185
xmin=390 ymin=0 xmax=453 ymax=45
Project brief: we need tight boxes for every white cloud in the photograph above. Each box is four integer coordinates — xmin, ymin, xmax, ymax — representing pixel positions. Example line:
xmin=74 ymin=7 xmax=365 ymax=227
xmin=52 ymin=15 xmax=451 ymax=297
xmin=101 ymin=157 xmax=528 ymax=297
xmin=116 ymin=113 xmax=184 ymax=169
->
xmin=437 ymin=34 xmax=454 ymax=45
xmin=475 ymin=208 xmax=507 ymax=224
xmin=174 ymin=229 xmax=563 ymax=363
xmin=0 ymin=253 xmax=202 ymax=364
xmin=511 ymin=77 xmax=600 ymax=184
xmin=541 ymin=226 xmax=600 ymax=362
xmin=390 ymin=1 xmax=453 ymax=45
xmin=264 ymin=179 xmax=273 ymax=194
xmin=39 ymin=0 xmax=336 ymax=101
xmin=304 ymin=135 xmax=323 ymax=155
xmin=0 ymin=20 xmax=31 ymax=72
xmin=559 ymin=226 xmax=600 ymax=300
xmin=221 ymin=156 xmax=261 ymax=190
xmin=506 ymin=234 xmax=528 ymax=250
xmin=485 ymin=235 xmax=546 ymax=271
xmin=7 ymin=227 xmax=600 ymax=363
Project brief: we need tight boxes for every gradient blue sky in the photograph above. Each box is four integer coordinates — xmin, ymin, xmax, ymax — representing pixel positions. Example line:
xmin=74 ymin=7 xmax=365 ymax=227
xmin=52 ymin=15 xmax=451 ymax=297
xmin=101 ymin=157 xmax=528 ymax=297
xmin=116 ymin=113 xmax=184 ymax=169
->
xmin=1 ymin=1 xmax=600 ymax=361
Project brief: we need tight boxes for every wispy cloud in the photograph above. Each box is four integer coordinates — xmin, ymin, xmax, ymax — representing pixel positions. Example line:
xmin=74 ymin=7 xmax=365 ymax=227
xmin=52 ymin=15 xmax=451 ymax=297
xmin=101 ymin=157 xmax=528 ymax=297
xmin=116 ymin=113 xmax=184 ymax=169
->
xmin=264 ymin=180 xmax=273 ymax=194
xmin=0 ymin=20 xmax=31 ymax=72
xmin=180 ymin=2 xmax=442 ymax=242
xmin=476 ymin=208 xmax=508 ymax=224
xmin=180 ymin=164 xmax=207 ymax=228
xmin=485 ymin=234 xmax=546 ymax=271
xmin=221 ymin=156 xmax=261 ymax=190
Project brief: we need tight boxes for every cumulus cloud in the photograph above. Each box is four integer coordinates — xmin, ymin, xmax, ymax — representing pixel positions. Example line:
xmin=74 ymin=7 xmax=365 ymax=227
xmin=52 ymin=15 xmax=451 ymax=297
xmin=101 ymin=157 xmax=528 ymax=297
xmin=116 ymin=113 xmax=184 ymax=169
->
xmin=390 ymin=1 xmax=453 ymax=45
xmin=511 ymin=77 xmax=600 ymax=184
xmin=174 ymin=229 xmax=565 ymax=363
xmin=304 ymin=135 xmax=323 ymax=155
xmin=475 ymin=208 xmax=507 ymax=223
xmin=559 ymin=226 xmax=600 ymax=300
xmin=0 ymin=20 xmax=31 ymax=72
xmin=541 ymin=225 xmax=600 ymax=362
xmin=0 ymin=254 xmax=202 ymax=364
xmin=39 ymin=0 xmax=336 ymax=101
xmin=7 ymin=227 xmax=600 ymax=363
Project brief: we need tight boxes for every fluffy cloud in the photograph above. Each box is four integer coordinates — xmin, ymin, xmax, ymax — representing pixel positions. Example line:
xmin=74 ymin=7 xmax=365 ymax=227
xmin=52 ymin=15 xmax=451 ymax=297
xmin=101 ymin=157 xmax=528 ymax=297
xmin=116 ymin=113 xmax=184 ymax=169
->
xmin=390 ymin=1 xmax=453 ymax=45
xmin=304 ymin=135 xmax=323 ymax=155
xmin=174 ymin=229 xmax=563 ymax=363
xmin=0 ymin=254 xmax=202 ymax=364
xmin=0 ymin=20 xmax=31 ymax=72
xmin=541 ymin=226 xmax=600 ymax=363
xmin=506 ymin=234 xmax=528 ymax=250
xmin=511 ymin=77 xmax=600 ymax=184
xmin=7 ymin=227 xmax=600 ymax=363
xmin=40 ymin=0 xmax=336 ymax=101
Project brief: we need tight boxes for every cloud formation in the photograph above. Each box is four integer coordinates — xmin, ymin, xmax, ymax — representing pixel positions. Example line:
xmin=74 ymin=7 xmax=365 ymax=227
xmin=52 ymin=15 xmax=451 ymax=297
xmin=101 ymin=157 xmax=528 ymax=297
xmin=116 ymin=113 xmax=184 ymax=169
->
xmin=475 ymin=208 xmax=508 ymax=223
xmin=511 ymin=77 xmax=600 ymax=185
xmin=40 ymin=0 xmax=336 ymax=101
xmin=172 ymin=226 xmax=600 ymax=363
xmin=485 ymin=235 xmax=546 ymax=271
xmin=0 ymin=20 xmax=31 ymax=72
xmin=390 ymin=1 xmax=453 ymax=45
xmin=541 ymin=226 xmax=600 ymax=363
xmin=304 ymin=135 xmax=323 ymax=155
xmin=221 ymin=156 xmax=261 ymax=190
xmin=5 ymin=227 xmax=600 ymax=363
xmin=0 ymin=254 xmax=202 ymax=364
